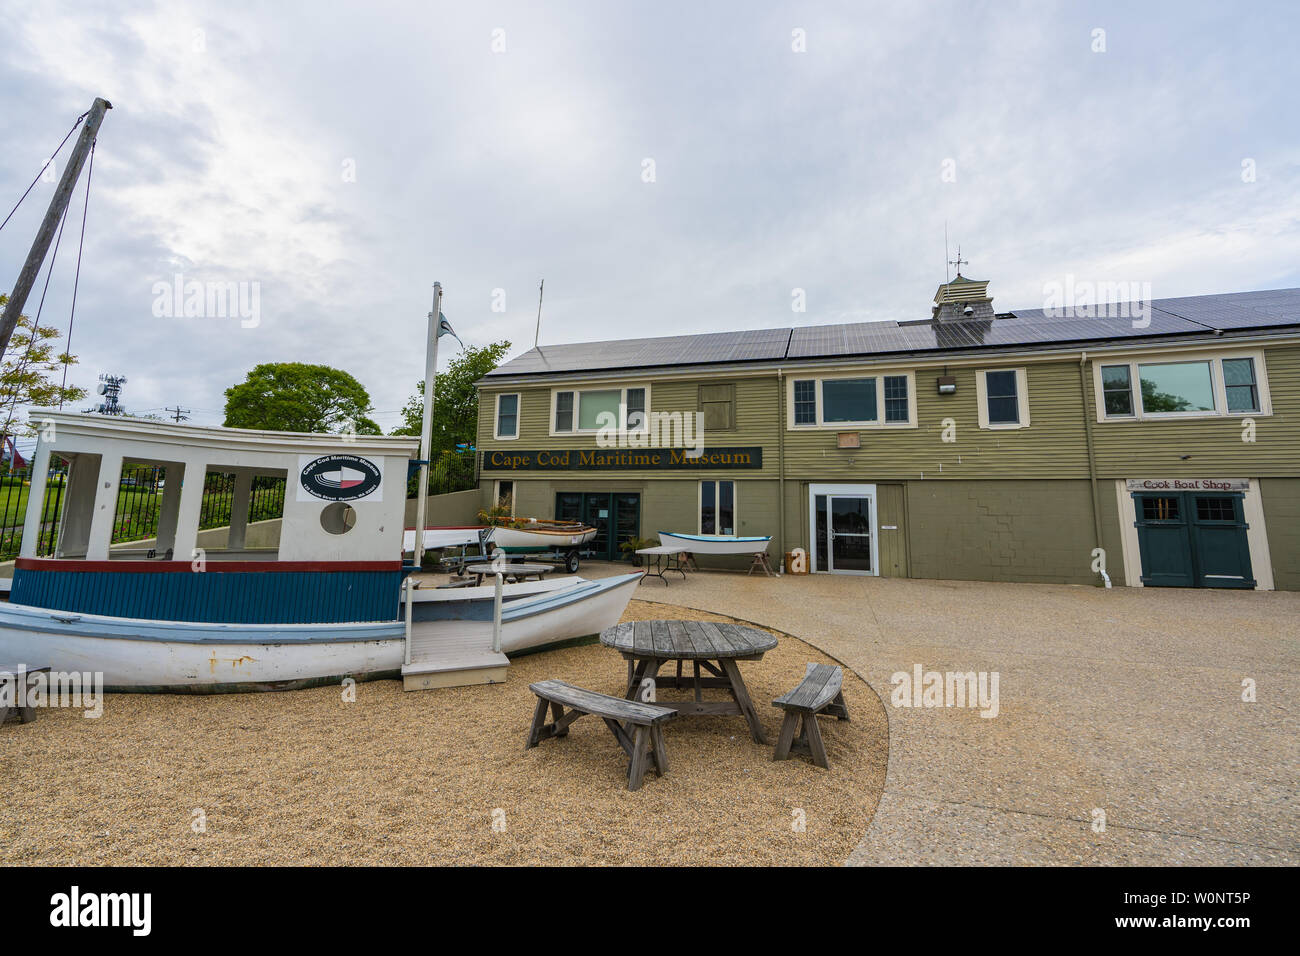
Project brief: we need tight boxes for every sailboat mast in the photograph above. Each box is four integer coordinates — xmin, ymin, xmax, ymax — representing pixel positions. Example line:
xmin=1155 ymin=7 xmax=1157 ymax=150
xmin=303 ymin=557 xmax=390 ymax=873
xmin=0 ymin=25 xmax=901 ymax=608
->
xmin=0 ymin=97 xmax=111 ymax=357
xmin=412 ymin=282 xmax=442 ymax=570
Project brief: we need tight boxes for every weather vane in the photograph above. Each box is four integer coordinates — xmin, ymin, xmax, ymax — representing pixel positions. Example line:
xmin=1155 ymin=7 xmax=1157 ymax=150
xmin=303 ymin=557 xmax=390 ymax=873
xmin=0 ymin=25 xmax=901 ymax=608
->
xmin=949 ymin=246 xmax=969 ymax=277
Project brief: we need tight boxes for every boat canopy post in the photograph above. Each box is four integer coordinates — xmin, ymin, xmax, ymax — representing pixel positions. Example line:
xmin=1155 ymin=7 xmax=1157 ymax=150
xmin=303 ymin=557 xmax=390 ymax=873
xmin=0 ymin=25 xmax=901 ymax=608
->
xmin=18 ymin=439 xmax=53 ymax=559
xmin=154 ymin=463 xmax=184 ymax=553
xmin=412 ymin=282 xmax=443 ymax=569
xmin=83 ymin=452 xmax=124 ymax=561
xmin=227 ymin=471 xmax=254 ymax=551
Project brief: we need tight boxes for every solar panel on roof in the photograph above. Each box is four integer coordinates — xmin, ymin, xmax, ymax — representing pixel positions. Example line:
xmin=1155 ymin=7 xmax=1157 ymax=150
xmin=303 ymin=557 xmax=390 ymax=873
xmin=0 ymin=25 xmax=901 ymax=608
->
xmin=485 ymin=287 xmax=1300 ymax=376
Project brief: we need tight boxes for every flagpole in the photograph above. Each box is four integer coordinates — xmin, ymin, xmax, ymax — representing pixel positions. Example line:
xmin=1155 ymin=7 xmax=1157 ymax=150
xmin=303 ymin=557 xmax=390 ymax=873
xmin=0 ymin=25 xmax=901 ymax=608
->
xmin=413 ymin=282 xmax=442 ymax=573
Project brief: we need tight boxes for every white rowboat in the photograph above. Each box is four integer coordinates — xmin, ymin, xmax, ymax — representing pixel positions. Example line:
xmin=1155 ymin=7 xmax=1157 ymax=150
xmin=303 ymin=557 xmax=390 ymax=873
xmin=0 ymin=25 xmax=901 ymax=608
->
xmin=656 ymin=532 xmax=772 ymax=555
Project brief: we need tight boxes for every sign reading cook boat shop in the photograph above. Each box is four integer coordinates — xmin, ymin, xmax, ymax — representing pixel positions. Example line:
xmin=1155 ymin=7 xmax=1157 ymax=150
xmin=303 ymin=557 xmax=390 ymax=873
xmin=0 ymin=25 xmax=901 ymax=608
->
xmin=1124 ymin=478 xmax=1249 ymax=492
xmin=483 ymin=447 xmax=764 ymax=471
xmin=297 ymin=453 xmax=384 ymax=502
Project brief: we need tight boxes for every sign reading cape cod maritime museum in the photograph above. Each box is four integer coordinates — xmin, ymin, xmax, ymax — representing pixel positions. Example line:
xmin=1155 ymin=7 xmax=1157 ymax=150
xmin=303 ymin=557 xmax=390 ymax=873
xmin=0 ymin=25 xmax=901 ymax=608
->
xmin=297 ymin=454 xmax=385 ymax=502
xmin=483 ymin=447 xmax=764 ymax=471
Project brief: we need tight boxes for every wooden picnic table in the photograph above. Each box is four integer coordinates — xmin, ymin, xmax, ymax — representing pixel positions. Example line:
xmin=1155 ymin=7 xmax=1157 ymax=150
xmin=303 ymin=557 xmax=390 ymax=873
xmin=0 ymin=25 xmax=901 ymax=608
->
xmin=1 ymin=663 xmax=51 ymax=725
xmin=599 ymin=620 xmax=778 ymax=744
xmin=465 ymin=562 xmax=554 ymax=586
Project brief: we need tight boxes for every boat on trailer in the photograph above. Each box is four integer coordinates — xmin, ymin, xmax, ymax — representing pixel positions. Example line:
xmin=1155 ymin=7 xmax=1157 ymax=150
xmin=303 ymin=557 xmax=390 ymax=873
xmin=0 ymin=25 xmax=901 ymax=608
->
xmin=0 ymin=412 xmax=638 ymax=692
xmin=657 ymin=531 xmax=773 ymax=555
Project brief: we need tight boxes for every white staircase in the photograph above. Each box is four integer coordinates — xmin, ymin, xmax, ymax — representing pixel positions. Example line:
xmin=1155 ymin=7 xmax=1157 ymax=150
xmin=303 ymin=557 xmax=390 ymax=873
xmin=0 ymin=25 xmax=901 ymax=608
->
xmin=401 ymin=620 xmax=509 ymax=691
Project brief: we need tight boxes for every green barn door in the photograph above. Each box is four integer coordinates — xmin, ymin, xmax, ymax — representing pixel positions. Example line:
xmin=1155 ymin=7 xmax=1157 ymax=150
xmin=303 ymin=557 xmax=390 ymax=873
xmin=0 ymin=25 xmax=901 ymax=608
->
xmin=1134 ymin=492 xmax=1255 ymax=589
xmin=1189 ymin=494 xmax=1254 ymax=589
xmin=1133 ymin=494 xmax=1195 ymax=587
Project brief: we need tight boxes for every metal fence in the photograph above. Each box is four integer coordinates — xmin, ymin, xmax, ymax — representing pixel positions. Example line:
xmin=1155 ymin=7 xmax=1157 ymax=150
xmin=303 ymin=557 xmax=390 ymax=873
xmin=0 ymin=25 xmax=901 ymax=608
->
xmin=408 ymin=450 xmax=478 ymax=499
xmin=0 ymin=462 xmax=287 ymax=561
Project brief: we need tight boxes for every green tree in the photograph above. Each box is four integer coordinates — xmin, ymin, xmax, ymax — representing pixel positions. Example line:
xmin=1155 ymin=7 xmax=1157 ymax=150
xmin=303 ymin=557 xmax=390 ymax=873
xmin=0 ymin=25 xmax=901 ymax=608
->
xmin=224 ymin=362 xmax=382 ymax=434
xmin=0 ymin=293 xmax=88 ymax=440
xmin=394 ymin=341 xmax=510 ymax=450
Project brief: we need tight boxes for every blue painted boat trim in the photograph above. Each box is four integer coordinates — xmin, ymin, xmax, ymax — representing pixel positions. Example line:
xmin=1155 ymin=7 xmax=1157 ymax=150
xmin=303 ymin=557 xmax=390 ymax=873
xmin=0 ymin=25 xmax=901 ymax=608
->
xmin=0 ymin=600 xmax=405 ymax=645
xmin=658 ymin=532 xmax=772 ymax=543
xmin=9 ymin=567 xmax=403 ymax=624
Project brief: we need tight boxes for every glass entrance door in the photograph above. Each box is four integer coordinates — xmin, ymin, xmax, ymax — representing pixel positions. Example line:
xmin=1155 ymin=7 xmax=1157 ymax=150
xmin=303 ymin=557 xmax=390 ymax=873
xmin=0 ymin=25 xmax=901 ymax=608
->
xmin=828 ymin=495 xmax=873 ymax=573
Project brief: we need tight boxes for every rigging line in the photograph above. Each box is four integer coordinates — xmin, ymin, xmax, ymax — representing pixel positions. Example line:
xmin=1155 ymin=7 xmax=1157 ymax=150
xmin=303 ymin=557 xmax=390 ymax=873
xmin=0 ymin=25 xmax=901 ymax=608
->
xmin=0 ymin=195 xmax=73 ymax=440
xmin=60 ymin=141 xmax=95 ymax=408
xmin=0 ymin=110 xmax=89 ymax=236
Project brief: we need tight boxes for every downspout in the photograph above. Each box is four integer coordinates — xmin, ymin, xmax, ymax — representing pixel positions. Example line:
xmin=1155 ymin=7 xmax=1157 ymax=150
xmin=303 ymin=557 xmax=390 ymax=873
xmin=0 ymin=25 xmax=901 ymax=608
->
xmin=777 ymin=367 xmax=786 ymax=573
xmin=1079 ymin=351 xmax=1111 ymax=588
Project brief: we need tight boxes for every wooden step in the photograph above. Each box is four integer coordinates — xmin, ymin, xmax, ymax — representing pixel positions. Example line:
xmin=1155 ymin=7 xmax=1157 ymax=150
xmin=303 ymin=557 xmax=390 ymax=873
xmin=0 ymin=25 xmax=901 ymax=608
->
xmin=401 ymin=650 xmax=509 ymax=690
xmin=402 ymin=619 xmax=508 ymax=690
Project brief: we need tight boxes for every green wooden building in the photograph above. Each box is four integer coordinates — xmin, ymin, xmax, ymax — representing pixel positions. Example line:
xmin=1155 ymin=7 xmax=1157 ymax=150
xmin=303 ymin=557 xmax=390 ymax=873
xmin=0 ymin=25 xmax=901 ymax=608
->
xmin=474 ymin=279 xmax=1300 ymax=590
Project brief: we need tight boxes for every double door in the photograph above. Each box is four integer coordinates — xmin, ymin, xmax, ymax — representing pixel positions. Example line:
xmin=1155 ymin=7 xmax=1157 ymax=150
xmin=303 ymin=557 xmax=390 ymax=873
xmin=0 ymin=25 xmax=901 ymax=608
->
xmin=556 ymin=492 xmax=640 ymax=561
xmin=1133 ymin=491 xmax=1254 ymax=588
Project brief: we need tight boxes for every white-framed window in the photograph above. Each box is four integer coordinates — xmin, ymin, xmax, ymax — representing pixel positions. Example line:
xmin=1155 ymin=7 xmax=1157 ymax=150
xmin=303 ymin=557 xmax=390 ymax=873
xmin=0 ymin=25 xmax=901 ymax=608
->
xmin=975 ymin=368 xmax=1030 ymax=429
xmin=494 ymin=393 xmax=520 ymax=440
xmin=787 ymin=372 xmax=917 ymax=429
xmin=1093 ymin=349 xmax=1271 ymax=422
xmin=699 ymin=480 xmax=736 ymax=535
xmin=492 ymin=479 xmax=515 ymax=515
xmin=550 ymin=385 xmax=650 ymax=434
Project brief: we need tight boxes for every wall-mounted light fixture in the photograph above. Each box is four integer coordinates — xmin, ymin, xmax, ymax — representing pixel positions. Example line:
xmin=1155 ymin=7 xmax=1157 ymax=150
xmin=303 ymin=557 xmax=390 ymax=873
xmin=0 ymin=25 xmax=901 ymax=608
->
xmin=937 ymin=375 xmax=957 ymax=395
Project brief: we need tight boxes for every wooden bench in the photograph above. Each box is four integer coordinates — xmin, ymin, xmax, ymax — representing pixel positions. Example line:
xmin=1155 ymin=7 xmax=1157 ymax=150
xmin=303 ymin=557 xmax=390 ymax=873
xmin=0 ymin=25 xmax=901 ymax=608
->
xmin=526 ymin=679 xmax=677 ymax=791
xmin=772 ymin=663 xmax=850 ymax=768
xmin=1 ymin=664 xmax=52 ymax=726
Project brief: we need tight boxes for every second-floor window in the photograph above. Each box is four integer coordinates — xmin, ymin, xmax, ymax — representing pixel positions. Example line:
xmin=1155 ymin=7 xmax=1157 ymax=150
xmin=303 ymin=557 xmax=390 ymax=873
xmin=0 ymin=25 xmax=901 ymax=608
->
xmin=494 ymin=393 xmax=519 ymax=439
xmin=977 ymin=368 xmax=1030 ymax=429
xmin=1097 ymin=352 xmax=1268 ymax=420
xmin=790 ymin=373 xmax=915 ymax=427
xmin=552 ymin=386 xmax=649 ymax=434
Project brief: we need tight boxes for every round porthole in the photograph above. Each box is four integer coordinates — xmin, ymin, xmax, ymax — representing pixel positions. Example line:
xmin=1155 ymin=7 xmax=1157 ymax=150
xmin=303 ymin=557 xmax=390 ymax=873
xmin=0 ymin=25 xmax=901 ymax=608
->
xmin=320 ymin=502 xmax=357 ymax=535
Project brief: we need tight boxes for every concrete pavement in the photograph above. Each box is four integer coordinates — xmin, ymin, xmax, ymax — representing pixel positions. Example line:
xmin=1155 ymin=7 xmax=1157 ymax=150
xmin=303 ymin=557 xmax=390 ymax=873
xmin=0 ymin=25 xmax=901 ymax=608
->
xmin=584 ymin=561 xmax=1299 ymax=865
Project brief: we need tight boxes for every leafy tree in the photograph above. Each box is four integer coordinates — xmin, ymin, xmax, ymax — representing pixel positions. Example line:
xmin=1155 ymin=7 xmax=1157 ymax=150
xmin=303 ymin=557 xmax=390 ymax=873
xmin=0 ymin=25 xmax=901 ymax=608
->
xmin=393 ymin=341 xmax=510 ymax=450
xmin=0 ymin=293 xmax=88 ymax=440
xmin=224 ymin=362 xmax=381 ymax=434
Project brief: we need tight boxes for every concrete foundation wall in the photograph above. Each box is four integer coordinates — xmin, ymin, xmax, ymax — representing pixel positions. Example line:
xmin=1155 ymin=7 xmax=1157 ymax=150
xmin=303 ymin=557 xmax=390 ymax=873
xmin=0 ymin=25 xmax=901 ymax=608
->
xmin=905 ymin=479 xmax=1100 ymax=585
xmin=404 ymin=488 xmax=482 ymax=528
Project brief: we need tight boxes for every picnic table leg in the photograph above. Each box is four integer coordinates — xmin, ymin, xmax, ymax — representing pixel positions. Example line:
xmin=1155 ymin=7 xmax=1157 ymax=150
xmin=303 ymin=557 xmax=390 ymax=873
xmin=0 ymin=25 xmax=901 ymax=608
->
xmin=772 ymin=710 xmax=799 ymax=761
xmin=550 ymin=701 xmax=569 ymax=736
xmin=526 ymin=697 xmax=551 ymax=748
xmin=627 ymin=726 xmax=651 ymax=791
xmin=650 ymin=724 xmax=669 ymax=776
xmin=719 ymin=658 xmax=768 ymax=744
xmin=803 ymin=712 xmax=830 ymax=769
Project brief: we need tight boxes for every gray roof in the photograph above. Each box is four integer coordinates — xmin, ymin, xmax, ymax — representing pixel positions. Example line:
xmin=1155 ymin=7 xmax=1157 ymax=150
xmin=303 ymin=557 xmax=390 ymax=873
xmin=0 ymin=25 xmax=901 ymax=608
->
xmin=485 ymin=286 xmax=1300 ymax=378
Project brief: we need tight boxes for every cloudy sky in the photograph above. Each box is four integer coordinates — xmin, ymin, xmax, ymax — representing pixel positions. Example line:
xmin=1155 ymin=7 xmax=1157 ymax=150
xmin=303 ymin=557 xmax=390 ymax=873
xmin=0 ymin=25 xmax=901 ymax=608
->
xmin=2 ymin=0 xmax=1297 ymax=441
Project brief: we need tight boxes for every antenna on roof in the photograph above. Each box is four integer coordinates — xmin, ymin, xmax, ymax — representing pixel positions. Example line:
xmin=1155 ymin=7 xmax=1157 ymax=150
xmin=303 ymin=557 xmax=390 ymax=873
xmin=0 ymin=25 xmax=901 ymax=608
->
xmin=533 ymin=279 xmax=544 ymax=349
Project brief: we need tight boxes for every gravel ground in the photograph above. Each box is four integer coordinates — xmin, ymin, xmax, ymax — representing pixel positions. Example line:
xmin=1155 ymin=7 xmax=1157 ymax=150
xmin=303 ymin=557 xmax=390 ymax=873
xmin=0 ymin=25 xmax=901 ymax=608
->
xmin=0 ymin=599 xmax=888 ymax=866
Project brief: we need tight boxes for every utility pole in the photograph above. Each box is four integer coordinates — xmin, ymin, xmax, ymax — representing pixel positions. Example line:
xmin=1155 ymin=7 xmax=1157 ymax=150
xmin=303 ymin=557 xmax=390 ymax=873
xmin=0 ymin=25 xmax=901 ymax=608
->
xmin=164 ymin=405 xmax=190 ymax=423
xmin=0 ymin=97 xmax=112 ymax=358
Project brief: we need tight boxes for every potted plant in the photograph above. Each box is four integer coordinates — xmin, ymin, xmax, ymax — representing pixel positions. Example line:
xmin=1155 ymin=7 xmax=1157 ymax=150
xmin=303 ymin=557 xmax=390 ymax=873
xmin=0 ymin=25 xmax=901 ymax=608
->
xmin=619 ymin=536 xmax=659 ymax=566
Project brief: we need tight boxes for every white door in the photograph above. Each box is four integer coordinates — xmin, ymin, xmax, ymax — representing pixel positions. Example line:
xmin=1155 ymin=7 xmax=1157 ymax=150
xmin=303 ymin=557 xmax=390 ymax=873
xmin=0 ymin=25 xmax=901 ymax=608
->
xmin=809 ymin=483 xmax=878 ymax=575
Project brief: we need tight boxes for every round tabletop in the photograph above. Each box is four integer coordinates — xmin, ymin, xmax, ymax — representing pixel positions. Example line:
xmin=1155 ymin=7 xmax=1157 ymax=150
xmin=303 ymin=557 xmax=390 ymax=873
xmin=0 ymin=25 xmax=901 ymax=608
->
xmin=600 ymin=619 xmax=778 ymax=659
xmin=465 ymin=562 xmax=554 ymax=575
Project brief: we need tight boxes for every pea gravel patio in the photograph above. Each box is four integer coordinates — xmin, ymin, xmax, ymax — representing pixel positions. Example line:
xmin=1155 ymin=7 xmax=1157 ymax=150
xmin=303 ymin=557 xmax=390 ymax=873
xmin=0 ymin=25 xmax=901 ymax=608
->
xmin=597 ymin=562 xmax=1299 ymax=865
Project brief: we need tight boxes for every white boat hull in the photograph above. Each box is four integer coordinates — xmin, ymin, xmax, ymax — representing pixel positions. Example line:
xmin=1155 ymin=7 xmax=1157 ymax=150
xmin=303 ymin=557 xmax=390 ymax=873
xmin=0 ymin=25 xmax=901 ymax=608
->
xmin=497 ymin=571 xmax=641 ymax=654
xmin=491 ymin=525 xmax=597 ymax=551
xmin=0 ymin=572 xmax=642 ymax=690
xmin=0 ymin=603 xmax=405 ymax=692
xmin=656 ymin=532 xmax=772 ymax=555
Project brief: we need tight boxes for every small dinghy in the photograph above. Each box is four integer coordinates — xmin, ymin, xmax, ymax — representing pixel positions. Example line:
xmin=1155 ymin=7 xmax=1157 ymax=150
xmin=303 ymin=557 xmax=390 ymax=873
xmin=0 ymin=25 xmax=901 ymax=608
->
xmin=657 ymin=531 xmax=773 ymax=555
